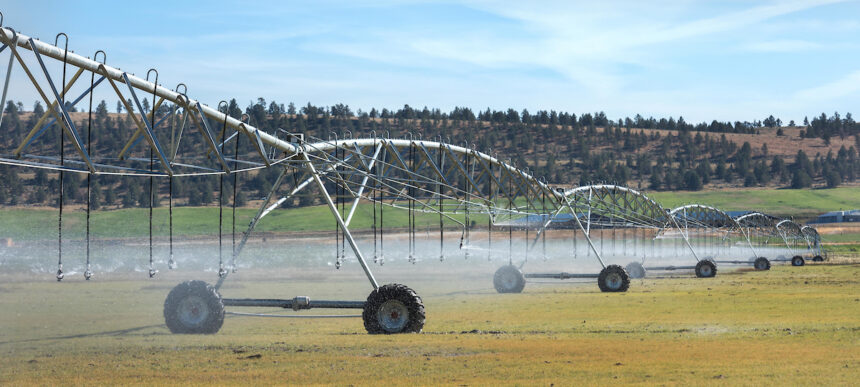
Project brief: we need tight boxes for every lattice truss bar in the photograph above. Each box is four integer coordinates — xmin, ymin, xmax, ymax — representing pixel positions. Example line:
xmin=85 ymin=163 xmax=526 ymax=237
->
xmin=0 ymin=26 xmax=566 ymax=223
xmin=735 ymin=212 xmax=782 ymax=240
xmin=561 ymin=185 xmax=670 ymax=230
xmin=0 ymin=27 xmax=284 ymax=177
xmin=665 ymin=204 xmax=762 ymax=258
xmin=801 ymin=226 xmax=823 ymax=255
xmin=669 ymin=204 xmax=740 ymax=232
xmin=775 ymin=219 xmax=812 ymax=254
xmin=298 ymin=136 xmax=560 ymax=223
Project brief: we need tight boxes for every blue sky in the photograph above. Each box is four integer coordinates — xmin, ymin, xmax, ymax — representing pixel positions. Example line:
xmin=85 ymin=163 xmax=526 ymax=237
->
xmin=3 ymin=0 xmax=859 ymax=123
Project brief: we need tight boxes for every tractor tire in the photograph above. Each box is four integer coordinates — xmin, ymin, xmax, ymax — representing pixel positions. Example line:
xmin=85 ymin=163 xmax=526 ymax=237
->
xmin=598 ymin=265 xmax=630 ymax=292
xmin=625 ymin=262 xmax=646 ymax=279
xmin=753 ymin=257 xmax=770 ymax=271
xmin=363 ymin=283 xmax=425 ymax=334
xmin=812 ymin=255 xmax=824 ymax=262
xmin=695 ymin=260 xmax=717 ymax=278
xmin=791 ymin=256 xmax=805 ymax=266
xmin=493 ymin=265 xmax=526 ymax=293
xmin=164 ymin=280 xmax=225 ymax=334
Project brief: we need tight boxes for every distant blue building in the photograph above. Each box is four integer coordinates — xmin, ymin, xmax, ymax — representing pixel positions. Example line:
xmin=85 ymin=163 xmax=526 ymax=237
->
xmin=810 ymin=210 xmax=860 ymax=224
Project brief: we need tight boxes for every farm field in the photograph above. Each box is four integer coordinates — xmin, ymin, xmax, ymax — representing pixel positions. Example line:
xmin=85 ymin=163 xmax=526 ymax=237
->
xmin=647 ymin=186 xmax=860 ymax=220
xmin=0 ymin=263 xmax=857 ymax=385
xmin=1 ymin=187 xmax=857 ymax=240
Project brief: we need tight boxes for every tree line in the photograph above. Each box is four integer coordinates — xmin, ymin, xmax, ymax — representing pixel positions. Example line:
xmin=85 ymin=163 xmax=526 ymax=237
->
xmin=0 ymin=99 xmax=858 ymax=209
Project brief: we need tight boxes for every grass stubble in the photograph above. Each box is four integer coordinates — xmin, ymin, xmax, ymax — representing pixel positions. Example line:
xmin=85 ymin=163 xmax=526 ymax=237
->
xmin=0 ymin=261 xmax=857 ymax=385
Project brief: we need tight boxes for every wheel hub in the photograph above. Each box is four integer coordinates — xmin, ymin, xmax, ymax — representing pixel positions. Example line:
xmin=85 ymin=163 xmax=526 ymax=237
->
xmin=377 ymin=299 xmax=409 ymax=333
xmin=177 ymin=296 xmax=209 ymax=327
xmin=606 ymin=273 xmax=622 ymax=289
xmin=501 ymin=273 xmax=518 ymax=289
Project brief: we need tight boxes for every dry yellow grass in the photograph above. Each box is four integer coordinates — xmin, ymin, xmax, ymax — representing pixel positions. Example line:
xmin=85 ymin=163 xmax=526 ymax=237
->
xmin=1 ymin=263 xmax=858 ymax=385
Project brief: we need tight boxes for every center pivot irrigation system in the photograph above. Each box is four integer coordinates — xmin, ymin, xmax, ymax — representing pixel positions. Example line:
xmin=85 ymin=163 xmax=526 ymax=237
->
xmin=0 ymin=21 xmax=825 ymax=335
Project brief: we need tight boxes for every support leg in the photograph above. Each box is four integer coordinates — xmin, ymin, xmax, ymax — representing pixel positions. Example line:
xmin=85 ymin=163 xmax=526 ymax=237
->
xmin=303 ymin=152 xmax=379 ymax=289
xmin=561 ymin=197 xmax=605 ymax=269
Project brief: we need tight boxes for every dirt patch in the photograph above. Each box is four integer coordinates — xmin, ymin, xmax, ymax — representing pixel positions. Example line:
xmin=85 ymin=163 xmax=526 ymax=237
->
xmin=816 ymin=224 xmax=860 ymax=235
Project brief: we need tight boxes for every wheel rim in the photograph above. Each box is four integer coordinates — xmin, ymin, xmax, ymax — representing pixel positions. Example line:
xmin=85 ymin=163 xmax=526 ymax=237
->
xmin=700 ymin=265 xmax=712 ymax=276
xmin=377 ymin=299 xmax=409 ymax=332
xmin=606 ymin=272 xmax=622 ymax=290
xmin=500 ymin=271 xmax=518 ymax=290
xmin=177 ymin=295 xmax=209 ymax=327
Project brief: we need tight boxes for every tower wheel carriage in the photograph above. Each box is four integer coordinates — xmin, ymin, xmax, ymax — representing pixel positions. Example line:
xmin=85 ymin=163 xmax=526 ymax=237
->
xmin=164 ymin=280 xmax=225 ymax=334
xmin=695 ymin=259 xmax=717 ymax=278
xmin=363 ymin=284 xmax=425 ymax=334
xmin=625 ymin=261 xmax=646 ymax=279
xmin=753 ymin=257 xmax=770 ymax=271
xmin=598 ymin=265 xmax=630 ymax=292
xmin=494 ymin=265 xmax=526 ymax=293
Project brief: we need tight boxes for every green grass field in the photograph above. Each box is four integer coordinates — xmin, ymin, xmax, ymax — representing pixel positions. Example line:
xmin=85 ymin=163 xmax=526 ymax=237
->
xmin=648 ymin=186 xmax=860 ymax=219
xmin=1 ymin=264 xmax=857 ymax=385
xmin=0 ymin=205 xmax=486 ymax=241
xmin=1 ymin=187 xmax=857 ymax=240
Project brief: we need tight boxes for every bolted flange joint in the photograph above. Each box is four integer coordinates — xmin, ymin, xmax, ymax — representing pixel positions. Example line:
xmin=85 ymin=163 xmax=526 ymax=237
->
xmin=292 ymin=296 xmax=311 ymax=311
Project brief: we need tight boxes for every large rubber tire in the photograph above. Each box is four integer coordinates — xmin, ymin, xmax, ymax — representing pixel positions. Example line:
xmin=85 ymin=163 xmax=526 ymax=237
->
xmin=164 ymin=280 xmax=224 ymax=334
xmin=695 ymin=260 xmax=717 ymax=278
xmin=791 ymin=256 xmax=805 ymax=266
xmin=363 ymin=283 xmax=425 ymax=334
xmin=598 ymin=265 xmax=630 ymax=292
xmin=812 ymin=255 xmax=824 ymax=262
xmin=753 ymin=257 xmax=771 ymax=271
xmin=493 ymin=265 xmax=526 ymax=293
xmin=625 ymin=262 xmax=646 ymax=279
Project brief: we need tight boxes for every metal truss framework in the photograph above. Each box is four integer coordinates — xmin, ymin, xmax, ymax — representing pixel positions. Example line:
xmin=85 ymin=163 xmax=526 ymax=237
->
xmin=801 ymin=226 xmax=823 ymax=257
xmin=228 ymin=139 xmax=635 ymax=287
xmin=734 ymin=212 xmax=781 ymax=247
xmin=0 ymin=24 xmax=826 ymax=285
xmin=732 ymin=212 xmax=824 ymax=262
xmin=0 ymin=27 xmax=278 ymax=177
xmin=1 ymin=25 xmax=654 ymax=292
xmin=559 ymin=185 xmax=705 ymax=265
xmin=668 ymin=204 xmax=759 ymax=260
xmin=775 ymin=219 xmax=807 ymax=257
xmin=1 ymin=19 xmax=835 ymax=335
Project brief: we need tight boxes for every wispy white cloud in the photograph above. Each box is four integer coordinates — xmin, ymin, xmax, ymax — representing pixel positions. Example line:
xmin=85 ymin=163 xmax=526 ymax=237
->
xmin=742 ymin=39 xmax=825 ymax=52
xmin=336 ymin=0 xmax=846 ymax=97
xmin=6 ymin=0 xmax=860 ymax=123
xmin=794 ymin=70 xmax=860 ymax=100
